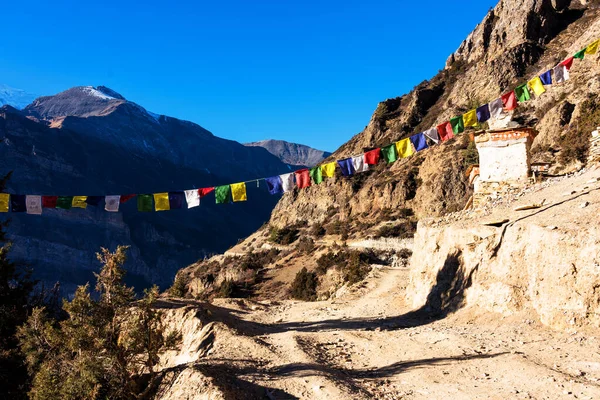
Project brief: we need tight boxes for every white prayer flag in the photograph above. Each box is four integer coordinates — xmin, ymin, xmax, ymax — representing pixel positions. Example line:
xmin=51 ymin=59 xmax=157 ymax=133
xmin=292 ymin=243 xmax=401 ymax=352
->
xmin=184 ymin=189 xmax=200 ymax=209
xmin=553 ymin=65 xmax=569 ymax=83
xmin=26 ymin=195 xmax=42 ymax=215
xmin=280 ymin=173 xmax=295 ymax=193
xmin=351 ymin=155 xmax=369 ymax=173
xmin=488 ymin=98 xmax=505 ymax=119
xmin=423 ymin=127 xmax=440 ymax=144
xmin=105 ymin=195 xmax=120 ymax=212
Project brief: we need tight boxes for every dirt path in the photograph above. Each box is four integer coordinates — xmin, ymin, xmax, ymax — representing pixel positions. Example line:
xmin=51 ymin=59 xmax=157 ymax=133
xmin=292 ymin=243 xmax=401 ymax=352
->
xmin=159 ymin=261 xmax=600 ymax=399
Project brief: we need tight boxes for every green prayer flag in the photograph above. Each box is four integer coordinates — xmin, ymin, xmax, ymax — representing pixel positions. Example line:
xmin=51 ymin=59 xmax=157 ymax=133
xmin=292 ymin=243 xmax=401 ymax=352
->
xmin=215 ymin=185 xmax=231 ymax=204
xmin=574 ymin=49 xmax=586 ymax=59
xmin=381 ymin=144 xmax=398 ymax=163
xmin=56 ymin=196 xmax=73 ymax=209
xmin=450 ymin=116 xmax=464 ymax=134
xmin=515 ymin=84 xmax=531 ymax=102
xmin=137 ymin=194 xmax=153 ymax=212
xmin=310 ymin=166 xmax=323 ymax=184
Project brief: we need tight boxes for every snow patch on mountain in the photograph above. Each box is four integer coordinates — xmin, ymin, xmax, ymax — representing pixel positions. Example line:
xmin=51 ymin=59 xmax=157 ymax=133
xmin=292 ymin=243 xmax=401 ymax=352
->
xmin=0 ymin=84 xmax=37 ymax=109
xmin=82 ymin=86 xmax=116 ymax=100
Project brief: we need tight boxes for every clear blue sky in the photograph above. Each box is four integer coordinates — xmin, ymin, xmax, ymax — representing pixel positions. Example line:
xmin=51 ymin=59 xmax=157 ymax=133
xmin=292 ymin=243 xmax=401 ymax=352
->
xmin=0 ymin=0 xmax=496 ymax=152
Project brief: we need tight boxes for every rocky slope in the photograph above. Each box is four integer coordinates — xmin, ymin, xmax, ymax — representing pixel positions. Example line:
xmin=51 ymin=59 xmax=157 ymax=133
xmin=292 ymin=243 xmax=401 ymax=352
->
xmin=1 ymin=86 xmax=290 ymax=294
xmin=244 ymin=139 xmax=331 ymax=167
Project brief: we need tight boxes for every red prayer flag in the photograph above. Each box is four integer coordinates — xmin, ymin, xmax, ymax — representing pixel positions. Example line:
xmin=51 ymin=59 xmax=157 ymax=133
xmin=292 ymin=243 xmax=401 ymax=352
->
xmin=364 ymin=148 xmax=381 ymax=165
xmin=120 ymin=194 xmax=136 ymax=203
xmin=198 ymin=187 xmax=215 ymax=197
xmin=42 ymin=196 xmax=58 ymax=208
xmin=437 ymin=122 xmax=454 ymax=142
xmin=294 ymin=169 xmax=311 ymax=189
xmin=561 ymin=56 xmax=574 ymax=70
xmin=501 ymin=91 xmax=517 ymax=111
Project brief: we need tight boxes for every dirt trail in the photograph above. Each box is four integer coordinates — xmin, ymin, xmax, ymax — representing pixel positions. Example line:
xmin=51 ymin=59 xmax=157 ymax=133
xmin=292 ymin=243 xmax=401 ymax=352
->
xmin=159 ymin=260 xmax=600 ymax=399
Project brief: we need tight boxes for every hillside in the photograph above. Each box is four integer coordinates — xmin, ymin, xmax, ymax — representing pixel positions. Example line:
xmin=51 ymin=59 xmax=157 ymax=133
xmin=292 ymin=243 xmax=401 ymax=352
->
xmin=245 ymin=139 xmax=331 ymax=167
xmin=1 ymin=86 xmax=289 ymax=294
xmin=155 ymin=0 xmax=600 ymax=398
xmin=0 ymin=84 xmax=36 ymax=109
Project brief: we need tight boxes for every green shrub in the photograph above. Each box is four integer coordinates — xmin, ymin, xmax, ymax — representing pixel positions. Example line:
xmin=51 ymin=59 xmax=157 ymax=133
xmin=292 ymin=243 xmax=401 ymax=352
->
xmin=169 ymin=273 xmax=189 ymax=298
xmin=269 ymin=226 xmax=299 ymax=245
xmin=315 ymin=250 xmax=372 ymax=285
xmin=310 ymin=223 xmax=326 ymax=237
xmin=375 ymin=221 xmax=417 ymax=238
xmin=296 ymin=236 xmax=315 ymax=254
xmin=559 ymin=96 xmax=599 ymax=165
xmin=218 ymin=280 xmax=236 ymax=298
xmin=290 ymin=268 xmax=318 ymax=301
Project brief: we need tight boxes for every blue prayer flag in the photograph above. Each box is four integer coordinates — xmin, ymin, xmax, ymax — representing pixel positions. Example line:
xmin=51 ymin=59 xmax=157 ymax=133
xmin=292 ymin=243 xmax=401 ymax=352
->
xmin=476 ymin=104 xmax=491 ymax=123
xmin=337 ymin=158 xmax=355 ymax=176
xmin=168 ymin=191 xmax=185 ymax=209
xmin=540 ymin=70 xmax=552 ymax=85
xmin=265 ymin=176 xmax=283 ymax=195
xmin=11 ymin=195 xmax=26 ymax=213
xmin=409 ymin=133 xmax=428 ymax=151
xmin=85 ymin=196 xmax=103 ymax=206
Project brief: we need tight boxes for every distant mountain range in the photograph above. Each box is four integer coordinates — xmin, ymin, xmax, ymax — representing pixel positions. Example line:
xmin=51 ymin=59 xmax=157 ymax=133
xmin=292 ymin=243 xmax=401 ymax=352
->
xmin=245 ymin=139 xmax=331 ymax=168
xmin=1 ymin=85 xmax=293 ymax=294
xmin=0 ymin=84 xmax=37 ymax=109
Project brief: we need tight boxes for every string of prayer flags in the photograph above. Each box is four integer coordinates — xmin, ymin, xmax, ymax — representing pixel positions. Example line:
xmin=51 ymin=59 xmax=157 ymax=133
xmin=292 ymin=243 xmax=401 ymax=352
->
xmin=396 ymin=138 xmax=415 ymax=158
xmin=364 ymin=148 xmax=381 ymax=164
xmin=501 ymin=91 xmax=517 ymax=111
xmin=26 ymin=195 xmax=42 ymax=215
xmin=230 ymin=183 xmax=247 ymax=202
xmin=410 ymin=133 xmax=428 ymax=152
xmin=437 ymin=122 xmax=454 ymax=142
xmin=553 ymin=64 xmax=569 ymax=83
xmin=462 ymin=109 xmax=478 ymax=127
xmin=137 ymin=194 xmax=153 ymax=212
xmin=586 ymin=39 xmax=599 ymax=55
xmin=86 ymin=196 xmax=103 ymax=207
xmin=489 ymin=98 xmax=505 ymax=119
xmin=42 ymin=196 xmax=57 ymax=208
xmin=528 ymin=76 xmax=546 ymax=96
xmin=57 ymin=196 xmax=73 ymax=210
xmin=540 ymin=70 xmax=552 ymax=85
xmin=72 ymin=196 xmax=88 ymax=209
xmin=184 ymin=189 xmax=200 ymax=208
xmin=337 ymin=158 xmax=355 ymax=176
xmin=352 ymin=155 xmax=368 ymax=173
xmin=476 ymin=104 xmax=491 ymax=123
xmin=265 ymin=176 xmax=284 ymax=195
xmin=11 ymin=195 xmax=26 ymax=212
xmin=514 ymin=84 xmax=531 ymax=102
xmin=0 ymin=194 xmax=8 ymax=212
xmin=154 ymin=192 xmax=170 ymax=211
xmin=105 ymin=195 xmax=120 ymax=212
xmin=169 ymin=191 xmax=185 ymax=209
xmin=295 ymin=169 xmax=311 ymax=188
xmin=309 ymin=166 xmax=323 ymax=184
xmin=381 ymin=143 xmax=398 ymax=163
xmin=574 ymin=49 xmax=585 ymax=60
xmin=280 ymin=173 xmax=295 ymax=193
xmin=321 ymin=162 xmax=336 ymax=178
xmin=561 ymin=56 xmax=574 ymax=70
xmin=423 ymin=127 xmax=440 ymax=144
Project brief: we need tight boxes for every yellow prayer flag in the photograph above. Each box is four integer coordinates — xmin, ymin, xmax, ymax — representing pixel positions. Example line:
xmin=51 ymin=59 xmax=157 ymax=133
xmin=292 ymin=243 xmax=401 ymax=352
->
xmin=231 ymin=182 xmax=247 ymax=202
xmin=154 ymin=192 xmax=170 ymax=211
xmin=585 ymin=39 xmax=599 ymax=55
xmin=72 ymin=196 xmax=88 ymax=209
xmin=395 ymin=138 xmax=414 ymax=158
xmin=462 ymin=109 xmax=478 ymax=127
xmin=527 ymin=76 xmax=546 ymax=97
xmin=0 ymin=194 xmax=9 ymax=212
xmin=321 ymin=162 xmax=336 ymax=178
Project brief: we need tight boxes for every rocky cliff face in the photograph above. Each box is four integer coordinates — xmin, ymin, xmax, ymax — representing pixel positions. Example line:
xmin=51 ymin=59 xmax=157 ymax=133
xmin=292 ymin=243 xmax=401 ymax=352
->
xmin=267 ymin=0 xmax=600 ymax=231
xmin=244 ymin=139 xmax=331 ymax=167
xmin=1 ymin=87 xmax=289 ymax=294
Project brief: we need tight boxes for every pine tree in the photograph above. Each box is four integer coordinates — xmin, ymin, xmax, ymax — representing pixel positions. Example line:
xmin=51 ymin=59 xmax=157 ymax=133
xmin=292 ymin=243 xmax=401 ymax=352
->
xmin=18 ymin=246 xmax=181 ymax=400
xmin=0 ymin=172 xmax=36 ymax=399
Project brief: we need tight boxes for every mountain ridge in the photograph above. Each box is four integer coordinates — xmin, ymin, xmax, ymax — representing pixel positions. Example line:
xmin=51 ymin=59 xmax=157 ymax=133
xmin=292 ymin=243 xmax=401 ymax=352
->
xmin=244 ymin=138 xmax=331 ymax=168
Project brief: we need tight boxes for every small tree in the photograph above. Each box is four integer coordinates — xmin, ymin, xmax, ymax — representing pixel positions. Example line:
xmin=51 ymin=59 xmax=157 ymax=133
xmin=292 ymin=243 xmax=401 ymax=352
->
xmin=290 ymin=268 xmax=318 ymax=301
xmin=18 ymin=246 xmax=180 ymax=399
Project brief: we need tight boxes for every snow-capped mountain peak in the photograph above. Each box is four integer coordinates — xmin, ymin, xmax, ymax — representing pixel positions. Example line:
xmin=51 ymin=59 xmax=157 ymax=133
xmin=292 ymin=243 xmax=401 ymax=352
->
xmin=0 ymin=83 xmax=37 ymax=109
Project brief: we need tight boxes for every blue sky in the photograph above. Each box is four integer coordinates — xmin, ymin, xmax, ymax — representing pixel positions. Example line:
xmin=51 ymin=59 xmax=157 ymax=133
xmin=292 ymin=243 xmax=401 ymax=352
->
xmin=0 ymin=0 xmax=496 ymax=151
